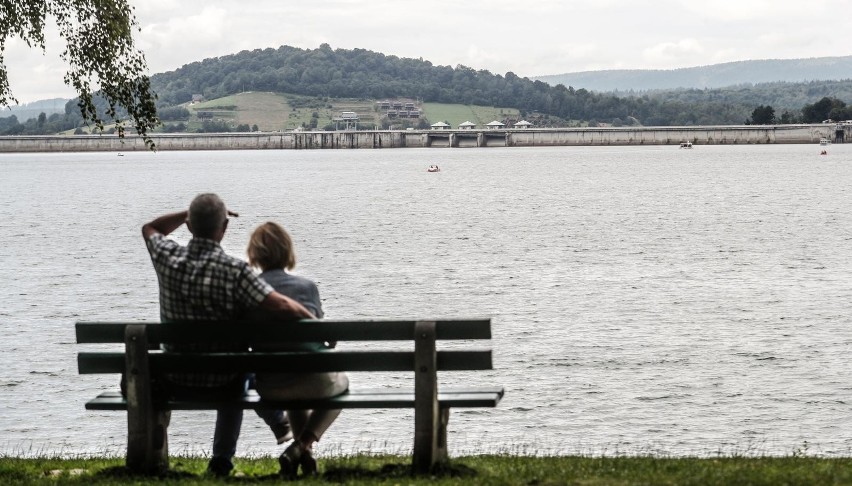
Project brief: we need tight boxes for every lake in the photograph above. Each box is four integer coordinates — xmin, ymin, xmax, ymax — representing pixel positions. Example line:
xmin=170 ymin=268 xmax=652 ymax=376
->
xmin=1 ymin=144 xmax=851 ymax=458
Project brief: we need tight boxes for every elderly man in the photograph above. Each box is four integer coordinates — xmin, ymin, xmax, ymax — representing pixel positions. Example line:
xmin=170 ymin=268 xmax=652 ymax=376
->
xmin=142 ymin=193 xmax=314 ymax=476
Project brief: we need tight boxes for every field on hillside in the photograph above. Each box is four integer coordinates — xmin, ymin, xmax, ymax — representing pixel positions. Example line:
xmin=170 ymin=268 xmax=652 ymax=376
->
xmin=153 ymin=93 xmax=524 ymax=132
xmin=187 ymin=93 xmax=379 ymax=131
xmin=421 ymin=103 xmax=520 ymax=127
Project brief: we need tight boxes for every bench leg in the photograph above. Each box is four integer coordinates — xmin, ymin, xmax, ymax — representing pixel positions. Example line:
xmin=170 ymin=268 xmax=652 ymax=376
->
xmin=413 ymin=321 xmax=450 ymax=473
xmin=128 ymin=409 xmax=171 ymax=474
xmin=125 ymin=324 xmax=169 ymax=474
xmin=436 ymin=407 xmax=449 ymax=464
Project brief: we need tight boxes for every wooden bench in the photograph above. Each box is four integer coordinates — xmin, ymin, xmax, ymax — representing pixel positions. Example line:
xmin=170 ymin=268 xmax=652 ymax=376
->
xmin=76 ymin=318 xmax=503 ymax=474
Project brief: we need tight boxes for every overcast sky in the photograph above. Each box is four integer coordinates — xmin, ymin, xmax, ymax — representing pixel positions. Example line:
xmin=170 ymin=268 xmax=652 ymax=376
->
xmin=3 ymin=0 xmax=851 ymax=104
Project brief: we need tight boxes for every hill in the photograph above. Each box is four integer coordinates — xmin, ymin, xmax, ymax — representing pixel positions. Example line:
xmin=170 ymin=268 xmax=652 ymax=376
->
xmin=4 ymin=47 xmax=852 ymax=134
xmin=533 ymin=56 xmax=852 ymax=92
xmin=0 ymin=98 xmax=69 ymax=120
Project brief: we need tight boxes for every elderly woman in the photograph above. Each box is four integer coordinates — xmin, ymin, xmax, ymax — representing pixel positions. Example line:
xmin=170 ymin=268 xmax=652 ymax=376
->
xmin=247 ymin=221 xmax=348 ymax=478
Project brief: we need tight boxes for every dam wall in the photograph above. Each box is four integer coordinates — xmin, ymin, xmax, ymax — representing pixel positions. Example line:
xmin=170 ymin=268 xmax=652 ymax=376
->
xmin=0 ymin=124 xmax=845 ymax=152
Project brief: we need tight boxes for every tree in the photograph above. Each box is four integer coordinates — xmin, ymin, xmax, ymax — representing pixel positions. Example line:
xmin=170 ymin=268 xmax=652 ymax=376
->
xmin=750 ymin=105 xmax=775 ymax=125
xmin=779 ymin=111 xmax=796 ymax=124
xmin=0 ymin=1 xmax=158 ymax=148
xmin=801 ymin=97 xmax=845 ymax=123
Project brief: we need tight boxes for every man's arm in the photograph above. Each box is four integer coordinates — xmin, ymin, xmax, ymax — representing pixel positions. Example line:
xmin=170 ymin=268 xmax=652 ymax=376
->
xmin=142 ymin=210 xmax=188 ymax=240
xmin=260 ymin=291 xmax=316 ymax=320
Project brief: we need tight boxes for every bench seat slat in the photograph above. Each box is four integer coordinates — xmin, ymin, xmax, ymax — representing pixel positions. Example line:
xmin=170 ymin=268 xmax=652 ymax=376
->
xmin=76 ymin=319 xmax=492 ymax=344
xmin=85 ymin=387 xmax=505 ymax=410
xmin=78 ymin=350 xmax=493 ymax=374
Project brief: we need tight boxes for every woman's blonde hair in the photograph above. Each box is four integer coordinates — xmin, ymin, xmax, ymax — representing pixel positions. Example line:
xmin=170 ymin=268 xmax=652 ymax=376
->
xmin=247 ymin=221 xmax=296 ymax=271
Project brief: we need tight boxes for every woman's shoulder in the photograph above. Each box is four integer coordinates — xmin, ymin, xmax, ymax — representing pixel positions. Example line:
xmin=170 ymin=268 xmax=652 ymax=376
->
xmin=260 ymin=269 xmax=318 ymax=289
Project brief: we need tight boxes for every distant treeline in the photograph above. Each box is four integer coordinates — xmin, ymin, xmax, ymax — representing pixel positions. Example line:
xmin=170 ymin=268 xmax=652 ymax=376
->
xmin=3 ymin=44 xmax=852 ymax=135
xmin=0 ymin=99 xmax=96 ymax=136
xmin=534 ymin=56 xmax=852 ymax=91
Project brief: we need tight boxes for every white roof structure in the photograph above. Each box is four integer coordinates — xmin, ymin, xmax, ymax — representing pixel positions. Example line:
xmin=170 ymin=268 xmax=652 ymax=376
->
xmin=430 ymin=122 xmax=451 ymax=130
xmin=458 ymin=121 xmax=476 ymax=128
xmin=486 ymin=120 xmax=505 ymax=127
xmin=514 ymin=120 xmax=533 ymax=128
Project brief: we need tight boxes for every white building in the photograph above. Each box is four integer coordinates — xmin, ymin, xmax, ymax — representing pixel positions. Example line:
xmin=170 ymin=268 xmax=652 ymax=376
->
xmin=486 ymin=120 xmax=505 ymax=129
xmin=514 ymin=120 xmax=533 ymax=129
xmin=458 ymin=121 xmax=476 ymax=130
xmin=430 ymin=122 xmax=451 ymax=130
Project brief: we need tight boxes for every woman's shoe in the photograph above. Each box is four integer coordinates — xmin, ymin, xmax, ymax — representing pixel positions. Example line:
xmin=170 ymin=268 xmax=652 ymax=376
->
xmin=300 ymin=447 xmax=317 ymax=477
xmin=278 ymin=442 xmax=303 ymax=478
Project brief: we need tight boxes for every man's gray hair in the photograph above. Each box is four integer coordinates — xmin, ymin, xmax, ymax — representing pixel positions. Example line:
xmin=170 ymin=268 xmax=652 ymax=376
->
xmin=189 ymin=193 xmax=227 ymax=238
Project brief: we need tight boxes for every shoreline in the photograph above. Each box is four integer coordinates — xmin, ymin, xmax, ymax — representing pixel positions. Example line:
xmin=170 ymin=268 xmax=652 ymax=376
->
xmin=0 ymin=124 xmax=846 ymax=152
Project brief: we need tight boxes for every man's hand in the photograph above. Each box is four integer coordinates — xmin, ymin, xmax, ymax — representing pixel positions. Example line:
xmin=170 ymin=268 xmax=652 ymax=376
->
xmin=261 ymin=291 xmax=316 ymax=319
xmin=142 ymin=210 xmax=189 ymax=240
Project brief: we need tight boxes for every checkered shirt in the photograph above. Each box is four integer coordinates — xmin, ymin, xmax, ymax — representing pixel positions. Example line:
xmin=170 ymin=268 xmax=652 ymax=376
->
xmin=146 ymin=234 xmax=273 ymax=387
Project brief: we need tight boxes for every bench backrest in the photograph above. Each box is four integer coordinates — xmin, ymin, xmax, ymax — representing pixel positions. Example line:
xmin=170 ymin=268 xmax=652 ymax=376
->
xmin=76 ymin=319 xmax=493 ymax=376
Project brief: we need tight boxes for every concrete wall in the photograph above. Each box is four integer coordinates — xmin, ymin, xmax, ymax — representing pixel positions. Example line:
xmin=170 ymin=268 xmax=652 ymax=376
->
xmin=506 ymin=125 xmax=840 ymax=146
xmin=0 ymin=124 xmax=845 ymax=152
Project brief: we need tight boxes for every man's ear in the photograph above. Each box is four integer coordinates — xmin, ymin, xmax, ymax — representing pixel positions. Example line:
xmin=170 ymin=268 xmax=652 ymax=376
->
xmin=222 ymin=218 xmax=229 ymax=232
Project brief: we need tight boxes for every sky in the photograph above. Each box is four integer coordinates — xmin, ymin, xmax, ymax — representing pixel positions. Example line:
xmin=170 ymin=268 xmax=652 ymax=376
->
xmin=3 ymin=0 xmax=852 ymax=104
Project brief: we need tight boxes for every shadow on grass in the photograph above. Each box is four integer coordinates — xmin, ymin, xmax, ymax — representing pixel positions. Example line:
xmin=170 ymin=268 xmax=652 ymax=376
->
xmin=323 ymin=462 xmax=478 ymax=482
xmin=94 ymin=466 xmax=196 ymax=480
xmin=92 ymin=462 xmax=478 ymax=482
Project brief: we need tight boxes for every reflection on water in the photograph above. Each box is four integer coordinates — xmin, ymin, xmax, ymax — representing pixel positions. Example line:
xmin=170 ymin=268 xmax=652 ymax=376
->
xmin=1 ymin=145 xmax=851 ymax=457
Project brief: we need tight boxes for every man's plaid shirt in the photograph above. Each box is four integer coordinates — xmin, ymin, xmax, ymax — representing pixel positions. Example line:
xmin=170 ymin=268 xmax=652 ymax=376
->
xmin=146 ymin=234 xmax=273 ymax=387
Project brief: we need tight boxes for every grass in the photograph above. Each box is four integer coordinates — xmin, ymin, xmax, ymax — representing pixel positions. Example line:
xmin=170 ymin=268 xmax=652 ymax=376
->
xmin=421 ymin=102 xmax=520 ymax=127
xmin=187 ymin=93 xmax=380 ymax=131
xmin=62 ymin=93 xmax=570 ymax=135
xmin=3 ymin=455 xmax=852 ymax=485
xmin=169 ymin=92 xmax=523 ymax=132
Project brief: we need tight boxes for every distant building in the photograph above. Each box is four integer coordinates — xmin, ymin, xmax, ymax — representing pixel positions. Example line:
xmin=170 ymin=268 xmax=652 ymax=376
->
xmin=514 ymin=120 xmax=533 ymax=129
xmin=378 ymin=99 xmax=423 ymax=119
xmin=487 ymin=120 xmax=505 ymax=129
xmin=191 ymin=94 xmax=204 ymax=104
xmin=333 ymin=111 xmax=360 ymax=130
xmin=458 ymin=121 xmax=476 ymax=130
xmin=430 ymin=122 xmax=451 ymax=130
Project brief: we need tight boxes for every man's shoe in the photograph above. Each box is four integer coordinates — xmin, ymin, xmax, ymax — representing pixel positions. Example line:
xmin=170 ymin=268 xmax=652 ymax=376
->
xmin=271 ymin=419 xmax=293 ymax=445
xmin=206 ymin=457 xmax=233 ymax=477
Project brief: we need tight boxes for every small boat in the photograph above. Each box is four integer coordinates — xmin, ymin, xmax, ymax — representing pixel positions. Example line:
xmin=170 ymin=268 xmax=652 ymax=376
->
xmin=679 ymin=141 xmax=693 ymax=149
xmin=117 ymin=152 xmax=124 ymax=156
xmin=819 ymin=138 xmax=831 ymax=146
xmin=820 ymin=150 xmax=828 ymax=155
xmin=427 ymin=165 xmax=441 ymax=172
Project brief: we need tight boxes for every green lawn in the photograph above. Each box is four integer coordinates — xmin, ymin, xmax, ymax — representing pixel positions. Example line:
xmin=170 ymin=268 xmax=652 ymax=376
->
xmin=421 ymin=102 xmax=520 ymax=128
xmin=187 ymin=92 xmax=379 ymax=131
xmin=174 ymin=93 xmax=521 ymax=132
xmin=3 ymin=455 xmax=852 ymax=485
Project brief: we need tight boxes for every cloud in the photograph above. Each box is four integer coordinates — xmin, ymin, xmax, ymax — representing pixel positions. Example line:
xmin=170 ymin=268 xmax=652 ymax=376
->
xmin=4 ymin=1 xmax=852 ymax=103
xmin=642 ymin=39 xmax=706 ymax=68
xmin=677 ymin=0 xmax=832 ymax=21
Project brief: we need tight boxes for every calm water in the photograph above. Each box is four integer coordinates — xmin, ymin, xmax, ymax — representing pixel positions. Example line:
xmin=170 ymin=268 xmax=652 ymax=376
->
xmin=1 ymin=144 xmax=851 ymax=458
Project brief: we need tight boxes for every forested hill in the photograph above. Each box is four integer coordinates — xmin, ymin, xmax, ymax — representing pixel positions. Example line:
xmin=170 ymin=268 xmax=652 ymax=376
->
xmin=533 ymin=56 xmax=852 ymax=92
xmin=150 ymin=43 xmax=586 ymax=117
